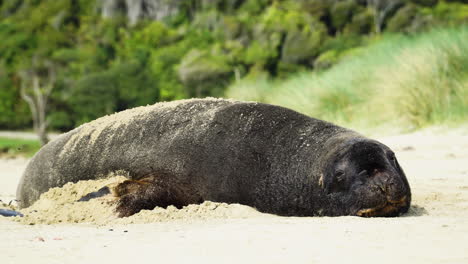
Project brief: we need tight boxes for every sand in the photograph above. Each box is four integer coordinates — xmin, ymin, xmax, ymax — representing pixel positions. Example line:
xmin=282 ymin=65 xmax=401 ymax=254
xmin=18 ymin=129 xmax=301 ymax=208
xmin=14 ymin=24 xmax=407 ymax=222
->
xmin=10 ymin=174 xmax=265 ymax=225
xmin=1 ymin=127 xmax=468 ymax=263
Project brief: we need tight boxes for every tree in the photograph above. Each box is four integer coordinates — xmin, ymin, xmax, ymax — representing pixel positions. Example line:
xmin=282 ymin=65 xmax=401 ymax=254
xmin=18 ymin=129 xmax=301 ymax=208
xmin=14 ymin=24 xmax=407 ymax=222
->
xmin=100 ymin=0 xmax=183 ymax=26
xmin=18 ymin=56 xmax=57 ymax=146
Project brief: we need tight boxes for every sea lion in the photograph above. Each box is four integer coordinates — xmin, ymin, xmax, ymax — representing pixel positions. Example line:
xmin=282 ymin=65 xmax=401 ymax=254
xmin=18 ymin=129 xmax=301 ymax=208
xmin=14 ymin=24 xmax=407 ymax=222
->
xmin=16 ymin=98 xmax=411 ymax=217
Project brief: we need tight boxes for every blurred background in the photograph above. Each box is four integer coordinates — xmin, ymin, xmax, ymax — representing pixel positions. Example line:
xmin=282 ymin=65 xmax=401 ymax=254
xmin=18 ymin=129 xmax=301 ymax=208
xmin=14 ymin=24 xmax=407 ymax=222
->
xmin=0 ymin=0 xmax=467 ymax=153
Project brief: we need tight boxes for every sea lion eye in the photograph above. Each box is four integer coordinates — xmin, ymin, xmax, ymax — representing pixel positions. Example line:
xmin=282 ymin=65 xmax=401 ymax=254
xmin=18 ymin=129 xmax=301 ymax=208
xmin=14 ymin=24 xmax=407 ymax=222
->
xmin=327 ymin=170 xmax=347 ymax=194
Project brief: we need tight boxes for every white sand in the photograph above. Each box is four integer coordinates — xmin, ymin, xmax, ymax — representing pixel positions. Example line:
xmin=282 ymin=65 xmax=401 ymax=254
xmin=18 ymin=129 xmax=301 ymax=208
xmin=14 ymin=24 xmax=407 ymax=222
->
xmin=1 ymin=127 xmax=468 ymax=264
xmin=0 ymin=157 xmax=28 ymax=204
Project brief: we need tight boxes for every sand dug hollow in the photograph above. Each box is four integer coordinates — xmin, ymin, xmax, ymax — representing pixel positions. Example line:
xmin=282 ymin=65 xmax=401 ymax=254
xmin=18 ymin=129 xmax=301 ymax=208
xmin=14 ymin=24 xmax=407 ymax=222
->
xmin=14 ymin=174 xmax=265 ymax=225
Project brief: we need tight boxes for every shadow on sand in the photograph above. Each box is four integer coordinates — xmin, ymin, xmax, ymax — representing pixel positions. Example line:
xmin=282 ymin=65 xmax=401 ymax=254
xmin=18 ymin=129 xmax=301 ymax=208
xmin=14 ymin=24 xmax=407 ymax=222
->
xmin=403 ymin=204 xmax=428 ymax=217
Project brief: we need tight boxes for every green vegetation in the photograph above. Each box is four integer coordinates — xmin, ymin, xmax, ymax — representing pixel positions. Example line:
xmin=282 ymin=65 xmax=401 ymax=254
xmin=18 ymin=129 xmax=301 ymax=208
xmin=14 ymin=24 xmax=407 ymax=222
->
xmin=0 ymin=0 xmax=467 ymax=134
xmin=227 ymin=26 xmax=468 ymax=131
xmin=0 ymin=137 xmax=41 ymax=157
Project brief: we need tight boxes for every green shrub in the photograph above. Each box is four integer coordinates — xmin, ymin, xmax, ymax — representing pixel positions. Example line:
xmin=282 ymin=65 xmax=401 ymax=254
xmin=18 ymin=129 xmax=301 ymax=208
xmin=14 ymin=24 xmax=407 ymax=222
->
xmin=330 ymin=0 xmax=359 ymax=32
xmin=281 ymin=24 xmax=327 ymax=64
xmin=191 ymin=9 xmax=222 ymax=33
xmin=239 ymin=0 xmax=270 ymax=15
xmin=177 ymin=48 xmax=232 ymax=97
xmin=244 ymin=37 xmax=279 ymax=64
xmin=254 ymin=3 xmax=328 ymax=66
xmin=70 ymin=71 xmax=119 ymax=125
xmin=410 ymin=0 xmax=439 ymax=7
xmin=0 ymin=22 xmax=36 ymax=66
xmin=220 ymin=15 xmax=242 ymax=39
xmin=386 ymin=4 xmax=426 ymax=33
xmin=298 ymin=0 xmax=329 ymax=18
xmin=276 ymin=62 xmax=307 ymax=77
xmin=421 ymin=1 xmax=468 ymax=24
xmin=343 ymin=8 xmax=374 ymax=35
xmin=0 ymin=0 xmax=22 ymax=17
xmin=47 ymin=110 xmax=74 ymax=131
xmin=150 ymin=45 xmax=187 ymax=101
xmin=387 ymin=5 xmax=417 ymax=32
xmin=320 ymin=34 xmax=364 ymax=53
xmin=70 ymin=61 xmax=159 ymax=126
xmin=313 ymin=50 xmax=339 ymax=71
xmin=0 ymin=72 xmax=31 ymax=129
xmin=113 ymin=62 xmax=160 ymax=108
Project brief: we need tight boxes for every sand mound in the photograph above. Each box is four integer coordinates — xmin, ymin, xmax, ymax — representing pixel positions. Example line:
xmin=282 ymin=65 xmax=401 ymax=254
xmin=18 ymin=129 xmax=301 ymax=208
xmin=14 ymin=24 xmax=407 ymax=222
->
xmin=14 ymin=176 xmax=126 ymax=225
xmin=13 ymin=174 xmax=266 ymax=225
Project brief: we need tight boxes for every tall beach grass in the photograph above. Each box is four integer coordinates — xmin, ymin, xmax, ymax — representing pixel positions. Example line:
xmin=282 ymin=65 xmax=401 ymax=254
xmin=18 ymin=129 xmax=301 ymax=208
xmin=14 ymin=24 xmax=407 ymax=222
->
xmin=226 ymin=26 xmax=468 ymax=133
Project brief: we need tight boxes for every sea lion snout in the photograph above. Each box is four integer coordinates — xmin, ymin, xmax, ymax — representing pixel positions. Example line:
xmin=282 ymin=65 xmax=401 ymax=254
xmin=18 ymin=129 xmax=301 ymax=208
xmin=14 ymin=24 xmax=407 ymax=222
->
xmin=322 ymin=139 xmax=412 ymax=217
xmin=356 ymin=194 xmax=409 ymax=217
xmin=371 ymin=169 xmax=409 ymax=203
xmin=353 ymin=162 xmax=411 ymax=217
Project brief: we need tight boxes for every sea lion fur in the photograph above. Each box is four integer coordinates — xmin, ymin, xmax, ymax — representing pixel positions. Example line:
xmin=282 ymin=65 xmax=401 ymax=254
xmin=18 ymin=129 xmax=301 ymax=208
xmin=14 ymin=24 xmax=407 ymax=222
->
xmin=16 ymin=98 xmax=411 ymax=217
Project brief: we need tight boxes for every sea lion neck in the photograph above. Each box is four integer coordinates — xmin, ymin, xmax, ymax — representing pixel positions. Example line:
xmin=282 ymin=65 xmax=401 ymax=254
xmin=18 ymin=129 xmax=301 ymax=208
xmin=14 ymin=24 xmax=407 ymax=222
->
xmin=262 ymin=123 xmax=361 ymax=216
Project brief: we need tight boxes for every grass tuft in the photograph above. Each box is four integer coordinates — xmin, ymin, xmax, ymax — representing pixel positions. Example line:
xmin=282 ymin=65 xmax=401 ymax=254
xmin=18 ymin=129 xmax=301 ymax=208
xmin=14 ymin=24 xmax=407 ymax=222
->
xmin=226 ymin=26 xmax=468 ymax=132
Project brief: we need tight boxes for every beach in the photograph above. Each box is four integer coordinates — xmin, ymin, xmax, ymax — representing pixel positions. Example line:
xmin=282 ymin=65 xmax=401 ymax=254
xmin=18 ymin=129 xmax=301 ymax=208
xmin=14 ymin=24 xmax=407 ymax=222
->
xmin=1 ymin=127 xmax=468 ymax=264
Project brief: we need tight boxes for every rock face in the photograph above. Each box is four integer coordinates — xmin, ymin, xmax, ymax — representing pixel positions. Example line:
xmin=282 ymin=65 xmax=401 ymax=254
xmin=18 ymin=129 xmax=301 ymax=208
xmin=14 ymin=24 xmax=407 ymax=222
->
xmin=17 ymin=98 xmax=411 ymax=217
xmin=101 ymin=0 xmax=182 ymax=25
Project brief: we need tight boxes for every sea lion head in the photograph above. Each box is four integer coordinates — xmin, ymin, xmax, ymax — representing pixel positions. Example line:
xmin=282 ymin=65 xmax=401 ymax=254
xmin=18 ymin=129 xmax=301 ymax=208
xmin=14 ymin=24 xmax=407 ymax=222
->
xmin=320 ymin=138 xmax=411 ymax=217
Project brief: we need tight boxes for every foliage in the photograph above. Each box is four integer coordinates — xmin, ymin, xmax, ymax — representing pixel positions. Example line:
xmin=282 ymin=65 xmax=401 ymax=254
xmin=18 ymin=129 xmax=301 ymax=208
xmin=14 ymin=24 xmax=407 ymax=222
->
xmin=313 ymin=50 xmax=339 ymax=71
xmin=330 ymin=0 xmax=359 ymax=33
xmin=0 ymin=0 xmax=467 ymax=131
xmin=343 ymin=7 xmax=374 ymax=35
xmin=421 ymin=1 xmax=468 ymax=24
xmin=0 ymin=72 xmax=30 ymax=128
xmin=386 ymin=4 xmax=421 ymax=33
xmin=69 ymin=61 xmax=159 ymax=125
xmin=178 ymin=48 xmax=232 ymax=97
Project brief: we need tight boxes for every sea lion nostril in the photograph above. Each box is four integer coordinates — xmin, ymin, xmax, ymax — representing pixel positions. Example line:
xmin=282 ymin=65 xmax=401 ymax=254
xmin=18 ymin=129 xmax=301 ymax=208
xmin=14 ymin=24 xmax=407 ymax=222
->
xmin=379 ymin=185 xmax=386 ymax=194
